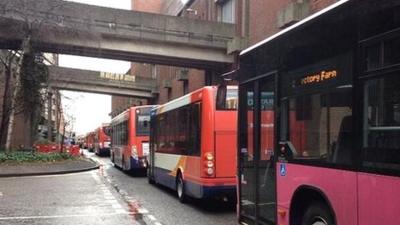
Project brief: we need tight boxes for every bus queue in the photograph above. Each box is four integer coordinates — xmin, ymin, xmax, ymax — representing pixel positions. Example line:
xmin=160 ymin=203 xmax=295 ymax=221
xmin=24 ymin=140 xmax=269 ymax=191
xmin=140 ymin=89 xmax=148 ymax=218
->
xmin=85 ymin=1 xmax=399 ymax=225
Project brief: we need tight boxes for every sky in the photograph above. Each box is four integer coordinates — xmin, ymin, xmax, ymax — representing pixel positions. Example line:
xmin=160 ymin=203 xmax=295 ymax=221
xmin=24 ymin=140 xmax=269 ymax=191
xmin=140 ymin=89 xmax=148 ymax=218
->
xmin=59 ymin=0 xmax=131 ymax=136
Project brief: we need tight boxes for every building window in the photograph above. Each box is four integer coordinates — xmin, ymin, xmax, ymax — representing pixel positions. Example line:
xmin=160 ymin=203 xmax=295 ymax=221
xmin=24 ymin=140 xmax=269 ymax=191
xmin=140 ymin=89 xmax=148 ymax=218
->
xmin=219 ymin=0 xmax=235 ymax=23
xmin=151 ymin=65 xmax=157 ymax=79
xmin=183 ymin=80 xmax=188 ymax=95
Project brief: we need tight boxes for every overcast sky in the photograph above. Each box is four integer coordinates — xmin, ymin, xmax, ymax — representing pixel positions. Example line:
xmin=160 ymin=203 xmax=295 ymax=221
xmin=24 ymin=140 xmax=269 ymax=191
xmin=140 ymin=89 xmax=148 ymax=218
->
xmin=60 ymin=0 xmax=131 ymax=136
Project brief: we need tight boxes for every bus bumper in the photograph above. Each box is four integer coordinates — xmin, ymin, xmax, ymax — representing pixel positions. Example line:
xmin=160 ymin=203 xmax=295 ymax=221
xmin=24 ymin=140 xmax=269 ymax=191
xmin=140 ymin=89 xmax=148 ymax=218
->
xmin=96 ymin=147 xmax=110 ymax=156
xmin=185 ymin=181 xmax=236 ymax=199
xmin=129 ymin=156 xmax=148 ymax=169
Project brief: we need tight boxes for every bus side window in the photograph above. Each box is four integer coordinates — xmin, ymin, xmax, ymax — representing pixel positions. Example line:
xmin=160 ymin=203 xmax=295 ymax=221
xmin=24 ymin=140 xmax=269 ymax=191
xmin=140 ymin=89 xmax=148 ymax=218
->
xmin=285 ymin=90 xmax=353 ymax=165
xmin=363 ymin=74 xmax=400 ymax=172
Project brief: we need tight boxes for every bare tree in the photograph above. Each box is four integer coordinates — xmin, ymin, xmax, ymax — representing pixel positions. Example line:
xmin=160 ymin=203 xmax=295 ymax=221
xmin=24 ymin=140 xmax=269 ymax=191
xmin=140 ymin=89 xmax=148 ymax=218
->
xmin=0 ymin=0 xmax=68 ymax=151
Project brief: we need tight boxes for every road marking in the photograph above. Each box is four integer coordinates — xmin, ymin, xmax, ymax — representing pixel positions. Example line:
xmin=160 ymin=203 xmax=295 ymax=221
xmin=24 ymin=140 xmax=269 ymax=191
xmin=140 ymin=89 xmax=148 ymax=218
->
xmin=155 ymin=222 xmax=163 ymax=225
xmin=112 ymin=204 xmax=122 ymax=209
xmin=0 ymin=212 xmax=134 ymax=220
xmin=104 ymin=195 xmax=114 ymax=200
xmin=115 ymin=209 xmax=126 ymax=214
xmin=105 ymin=199 xmax=118 ymax=204
xmin=0 ymin=192 xmax=3 ymax=197
xmin=138 ymin=208 xmax=148 ymax=214
xmin=148 ymin=215 xmax=156 ymax=221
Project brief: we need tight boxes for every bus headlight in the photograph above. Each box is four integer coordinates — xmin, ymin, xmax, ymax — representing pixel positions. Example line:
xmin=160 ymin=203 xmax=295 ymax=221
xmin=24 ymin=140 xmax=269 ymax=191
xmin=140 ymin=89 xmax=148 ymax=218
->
xmin=206 ymin=161 xmax=214 ymax=168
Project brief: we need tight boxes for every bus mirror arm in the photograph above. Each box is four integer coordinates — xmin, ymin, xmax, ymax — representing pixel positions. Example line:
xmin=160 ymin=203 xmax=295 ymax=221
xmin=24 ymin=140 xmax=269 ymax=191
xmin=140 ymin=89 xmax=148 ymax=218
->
xmin=279 ymin=141 xmax=298 ymax=160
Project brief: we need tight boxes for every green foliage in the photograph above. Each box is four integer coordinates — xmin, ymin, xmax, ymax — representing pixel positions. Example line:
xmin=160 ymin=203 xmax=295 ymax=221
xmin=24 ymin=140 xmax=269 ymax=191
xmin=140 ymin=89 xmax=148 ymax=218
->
xmin=0 ymin=151 xmax=74 ymax=164
xmin=17 ymin=51 xmax=49 ymax=143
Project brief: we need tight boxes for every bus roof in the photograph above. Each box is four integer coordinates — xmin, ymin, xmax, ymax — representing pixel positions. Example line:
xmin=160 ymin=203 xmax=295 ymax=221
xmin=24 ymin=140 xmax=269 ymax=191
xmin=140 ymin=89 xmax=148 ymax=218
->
xmin=240 ymin=0 xmax=350 ymax=56
xmin=153 ymin=86 xmax=237 ymax=115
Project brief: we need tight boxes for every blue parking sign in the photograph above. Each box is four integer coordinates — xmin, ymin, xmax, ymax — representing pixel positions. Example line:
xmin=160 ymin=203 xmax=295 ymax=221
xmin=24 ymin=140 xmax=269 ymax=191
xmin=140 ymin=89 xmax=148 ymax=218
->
xmin=280 ymin=163 xmax=287 ymax=176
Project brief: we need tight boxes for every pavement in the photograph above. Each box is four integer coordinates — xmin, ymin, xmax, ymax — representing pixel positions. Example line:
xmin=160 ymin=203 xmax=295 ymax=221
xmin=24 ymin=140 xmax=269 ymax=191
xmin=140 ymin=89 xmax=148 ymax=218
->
xmin=0 ymin=157 xmax=99 ymax=177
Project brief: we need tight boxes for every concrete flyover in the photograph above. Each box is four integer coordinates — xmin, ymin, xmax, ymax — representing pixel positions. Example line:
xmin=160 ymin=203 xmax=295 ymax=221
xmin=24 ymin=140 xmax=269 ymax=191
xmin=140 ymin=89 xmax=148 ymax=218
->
xmin=48 ymin=66 xmax=157 ymax=98
xmin=0 ymin=0 xmax=238 ymax=69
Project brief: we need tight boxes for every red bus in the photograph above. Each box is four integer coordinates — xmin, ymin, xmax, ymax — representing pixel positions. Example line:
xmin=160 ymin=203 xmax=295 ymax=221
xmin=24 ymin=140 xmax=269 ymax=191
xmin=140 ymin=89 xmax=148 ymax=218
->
xmin=94 ymin=123 xmax=111 ymax=156
xmin=148 ymin=86 xmax=238 ymax=203
xmin=110 ymin=106 xmax=154 ymax=172
xmin=85 ymin=132 xmax=95 ymax=152
xmin=237 ymin=1 xmax=400 ymax=225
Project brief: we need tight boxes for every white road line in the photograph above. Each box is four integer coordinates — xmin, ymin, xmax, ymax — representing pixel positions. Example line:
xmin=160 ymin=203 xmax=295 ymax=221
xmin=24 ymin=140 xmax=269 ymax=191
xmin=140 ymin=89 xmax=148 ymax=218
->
xmin=115 ymin=209 xmax=126 ymax=214
xmin=112 ymin=204 xmax=122 ymax=209
xmin=155 ymin=222 xmax=163 ymax=225
xmin=148 ymin=215 xmax=156 ymax=221
xmin=105 ymin=200 xmax=118 ymax=204
xmin=138 ymin=208 xmax=148 ymax=214
xmin=104 ymin=195 xmax=114 ymax=200
xmin=0 ymin=212 xmax=134 ymax=220
xmin=0 ymin=192 xmax=3 ymax=197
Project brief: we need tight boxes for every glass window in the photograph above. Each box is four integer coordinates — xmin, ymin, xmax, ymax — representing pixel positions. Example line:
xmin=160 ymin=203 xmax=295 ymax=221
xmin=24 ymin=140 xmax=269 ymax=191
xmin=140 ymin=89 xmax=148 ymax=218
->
xmin=365 ymin=43 xmax=381 ymax=71
xmin=221 ymin=0 xmax=235 ymax=23
xmin=384 ymin=37 xmax=400 ymax=67
xmin=217 ymin=88 xmax=238 ymax=110
xmin=188 ymin=103 xmax=201 ymax=156
xmin=363 ymin=74 xmax=400 ymax=172
xmin=136 ymin=115 xmax=150 ymax=136
xmin=283 ymin=89 xmax=353 ymax=165
xmin=154 ymin=103 xmax=201 ymax=156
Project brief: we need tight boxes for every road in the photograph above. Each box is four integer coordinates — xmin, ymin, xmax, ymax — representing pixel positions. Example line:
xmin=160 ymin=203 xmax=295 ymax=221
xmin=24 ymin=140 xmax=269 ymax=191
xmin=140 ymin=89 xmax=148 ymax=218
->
xmin=0 ymin=151 xmax=237 ymax=225
xmin=90 ymin=152 xmax=237 ymax=225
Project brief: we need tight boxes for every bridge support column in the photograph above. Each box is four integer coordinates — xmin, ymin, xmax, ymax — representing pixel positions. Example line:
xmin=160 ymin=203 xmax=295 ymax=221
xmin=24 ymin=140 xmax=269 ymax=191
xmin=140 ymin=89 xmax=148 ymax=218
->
xmin=47 ymin=90 xmax=53 ymax=142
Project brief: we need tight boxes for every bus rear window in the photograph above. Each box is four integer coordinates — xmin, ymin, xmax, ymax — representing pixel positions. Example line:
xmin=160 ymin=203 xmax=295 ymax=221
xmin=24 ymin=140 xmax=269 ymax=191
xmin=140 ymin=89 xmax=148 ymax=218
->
xmin=136 ymin=114 xmax=150 ymax=136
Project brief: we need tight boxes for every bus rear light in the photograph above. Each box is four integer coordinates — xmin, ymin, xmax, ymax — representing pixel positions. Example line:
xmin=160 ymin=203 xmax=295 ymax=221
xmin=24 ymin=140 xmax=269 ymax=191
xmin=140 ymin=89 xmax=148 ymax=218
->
xmin=206 ymin=161 xmax=214 ymax=168
xmin=204 ymin=152 xmax=214 ymax=161
xmin=206 ymin=168 xmax=214 ymax=176
xmin=278 ymin=209 xmax=287 ymax=217
xmin=131 ymin=145 xmax=138 ymax=159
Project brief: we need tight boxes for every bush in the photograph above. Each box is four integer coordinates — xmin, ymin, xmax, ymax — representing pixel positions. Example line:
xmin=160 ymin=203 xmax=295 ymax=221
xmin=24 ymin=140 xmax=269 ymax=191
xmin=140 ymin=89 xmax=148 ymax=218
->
xmin=0 ymin=151 xmax=74 ymax=163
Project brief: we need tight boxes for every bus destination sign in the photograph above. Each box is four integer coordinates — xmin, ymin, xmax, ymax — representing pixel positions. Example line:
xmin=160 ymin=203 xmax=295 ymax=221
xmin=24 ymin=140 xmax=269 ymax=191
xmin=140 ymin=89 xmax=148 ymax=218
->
xmin=298 ymin=70 xmax=337 ymax=86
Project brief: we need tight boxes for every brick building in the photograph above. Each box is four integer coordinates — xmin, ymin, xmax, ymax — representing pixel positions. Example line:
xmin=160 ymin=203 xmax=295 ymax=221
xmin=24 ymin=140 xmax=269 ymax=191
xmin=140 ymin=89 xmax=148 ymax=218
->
xmin=110 ymin=0 xmax=338 ymax=117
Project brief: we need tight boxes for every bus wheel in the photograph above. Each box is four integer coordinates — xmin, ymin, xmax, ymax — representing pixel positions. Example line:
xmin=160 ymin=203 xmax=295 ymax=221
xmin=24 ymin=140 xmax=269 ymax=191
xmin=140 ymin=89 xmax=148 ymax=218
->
xmin=301 ymin=202 xmax=334 ymax=225
xmin=147 ymin=169 xmax=155 ymax=184
xmin=176 ymin=173 xmax=187 ymax=203
xmin=122 ymin=157 xmax=127 ymax=171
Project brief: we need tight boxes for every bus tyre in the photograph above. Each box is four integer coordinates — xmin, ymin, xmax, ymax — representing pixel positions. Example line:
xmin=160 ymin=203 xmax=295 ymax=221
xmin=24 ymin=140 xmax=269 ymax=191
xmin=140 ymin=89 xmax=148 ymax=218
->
xmin=122 ymin=157 xmax=127 ymax=171
xmin=147 ymin=170 xmax=155 ymax=184
xmin=302 ymin=202 xmax=334 ymax=225
xmin=176 ymin=173 xmax=187 ymax=203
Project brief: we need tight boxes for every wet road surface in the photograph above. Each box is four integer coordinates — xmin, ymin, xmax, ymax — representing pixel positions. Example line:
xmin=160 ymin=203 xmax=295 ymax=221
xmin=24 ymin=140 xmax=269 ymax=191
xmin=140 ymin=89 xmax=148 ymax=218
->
xmin=0 ymin=151 xmax=237 ymax=225
xmin=0 ymin=170 xmax=139 ymax=225
xmin=90 ymin=151 xmax=238 ymax=225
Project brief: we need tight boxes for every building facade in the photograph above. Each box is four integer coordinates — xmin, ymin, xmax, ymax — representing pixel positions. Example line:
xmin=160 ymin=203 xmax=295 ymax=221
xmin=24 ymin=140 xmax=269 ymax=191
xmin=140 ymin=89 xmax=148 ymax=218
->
xmin=110 ymin=0 xmax=339 ymax=117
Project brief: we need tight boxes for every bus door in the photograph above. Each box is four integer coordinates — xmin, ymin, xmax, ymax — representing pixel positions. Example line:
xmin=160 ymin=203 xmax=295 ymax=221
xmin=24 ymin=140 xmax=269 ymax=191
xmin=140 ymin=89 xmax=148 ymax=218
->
xmin=239 ymin=76 xmax=276 ymax=225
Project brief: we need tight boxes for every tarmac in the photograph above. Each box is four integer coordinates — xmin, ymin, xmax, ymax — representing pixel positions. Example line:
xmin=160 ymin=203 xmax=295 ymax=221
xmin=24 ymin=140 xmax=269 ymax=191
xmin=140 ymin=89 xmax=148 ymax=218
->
xmin=0 ymin=157 xmax=99 ymax=177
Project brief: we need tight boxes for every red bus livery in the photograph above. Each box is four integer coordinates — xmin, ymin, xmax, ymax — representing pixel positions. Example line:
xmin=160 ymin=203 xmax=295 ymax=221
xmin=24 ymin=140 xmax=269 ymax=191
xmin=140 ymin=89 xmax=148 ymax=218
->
xmin=85 ymin=132 xmax=95 ymax=152
xmin=148 ymin=86 xmax=238 ymax=202
xmin=110 ymin=106 xmax=154 ymax=172
xmin=94 ymin=123 xmax=111 ymax=156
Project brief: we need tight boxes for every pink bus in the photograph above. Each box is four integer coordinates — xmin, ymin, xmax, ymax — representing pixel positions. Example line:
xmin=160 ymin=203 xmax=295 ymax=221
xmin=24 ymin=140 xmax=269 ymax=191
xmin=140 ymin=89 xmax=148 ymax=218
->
xmin=237 ymin=1 xmax=400 ymax=225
